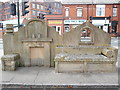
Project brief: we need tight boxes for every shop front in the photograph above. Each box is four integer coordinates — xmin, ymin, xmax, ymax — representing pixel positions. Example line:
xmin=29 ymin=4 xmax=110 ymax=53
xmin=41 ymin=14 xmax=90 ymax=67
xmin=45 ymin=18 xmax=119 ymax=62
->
xmin=48 ymin=20 xmax=63 ymax=35
xmin=91 ymin=17 xmax=111 ymax=33
xmin=64 ymin=20 xmax=87 ymax=32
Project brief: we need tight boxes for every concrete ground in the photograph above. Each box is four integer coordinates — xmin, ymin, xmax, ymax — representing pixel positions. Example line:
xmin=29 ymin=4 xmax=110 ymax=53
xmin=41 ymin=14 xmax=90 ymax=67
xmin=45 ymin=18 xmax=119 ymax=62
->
xmin=0 ymin=67 xmax=118 ymax=85
xmin=0 ymin=38 xmax=119 ymax=87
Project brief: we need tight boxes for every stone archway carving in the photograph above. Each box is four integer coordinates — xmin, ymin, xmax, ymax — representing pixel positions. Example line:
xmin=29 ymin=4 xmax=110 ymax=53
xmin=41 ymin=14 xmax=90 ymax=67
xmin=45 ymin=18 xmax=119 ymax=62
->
xmin=80 ymin=26 xmax=94 ymax=43
xmin=24 ymin=19 xmax=47 ymax=38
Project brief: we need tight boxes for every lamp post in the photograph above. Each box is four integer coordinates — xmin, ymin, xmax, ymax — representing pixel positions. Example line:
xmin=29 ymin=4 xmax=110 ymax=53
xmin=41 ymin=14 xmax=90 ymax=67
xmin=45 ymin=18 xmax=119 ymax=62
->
xmin=0 ymin=23 xmax=4 ymax=36
xmin=17 ymin=0 xmax=20 ymax=28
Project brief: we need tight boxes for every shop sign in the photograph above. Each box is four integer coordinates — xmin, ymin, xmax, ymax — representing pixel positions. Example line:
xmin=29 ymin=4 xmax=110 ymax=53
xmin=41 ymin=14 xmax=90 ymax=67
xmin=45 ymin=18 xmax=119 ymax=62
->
xmin=92 ymin=20 xmax=109 ymax=26
xmin=64 ymin=20 xmax=86 ymax=24
xmin=48 ymin=21 xmax=62 ymax=24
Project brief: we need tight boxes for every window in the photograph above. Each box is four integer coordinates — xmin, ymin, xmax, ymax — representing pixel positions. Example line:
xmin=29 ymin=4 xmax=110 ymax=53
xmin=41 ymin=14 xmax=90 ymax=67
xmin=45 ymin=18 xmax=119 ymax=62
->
xmin=58 ymin=9 xmax=62 ymax=14
xmin=32 ymin=10 xmax=36 ymax=15
xmin=96 ymin=5 xmax=105 ymax=16
xmin=54 ymin=3 xmax=56 ymax=7
xmin=80 ymin=29 xmax=92 ymax=42
xmin=32 ymin=3 xmax=35 ymax=8
xmin=52 ymin=26 xmax=61 ymax=35
xmin=65 ymin=8 xmax=69 ymax=17
xmin=77 ymin=8 xmax=82 ymax=17
xmin=113 ymin=7 xmax=117 ymax=17
xmin=0 ymin=5 xmax=2 ymax=9
xmin=37 ymin=11 xmax=40 ymax=16
xmin=37 ymin=4 xmax=40 ymax=9
xmin=64 ymin=25 xmax=70 ymax=32
xmin=5 ymin=3 xmax=10 ymax=8
xmin=41 ymin=5 xmax=44 ymax=10
xmin=7 ymin=15 xmax=10 ymax=19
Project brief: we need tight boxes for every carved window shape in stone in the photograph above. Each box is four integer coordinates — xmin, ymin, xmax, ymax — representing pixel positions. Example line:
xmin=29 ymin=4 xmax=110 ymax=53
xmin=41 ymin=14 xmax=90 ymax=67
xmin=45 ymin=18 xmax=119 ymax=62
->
xmin=31 ymin=33 xmax=41 ymax=38
xmin=80 ymin=29 xmax=92 ymax=42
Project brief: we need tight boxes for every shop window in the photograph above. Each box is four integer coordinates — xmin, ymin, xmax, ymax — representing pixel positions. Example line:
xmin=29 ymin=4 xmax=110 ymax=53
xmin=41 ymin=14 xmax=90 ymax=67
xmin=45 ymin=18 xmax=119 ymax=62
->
xmin=80 ymin=29 xmax=92 ymax=42
xmin=52 ymin=26 xmax=61 ymax=35
xmin=65 ymin=8 xmax=69 ymax=17
xmin=113 ymin=7 xmax=117 ymax=17
xmin=77 ymin=8 xmax=82 ymax=17
xmin=64 ymin=25 xmax=70 ymax=32
xmin=96 ymin=5 xmax=105 ymax=16
xmin=98 ymin=26 xmax=103 ymax=29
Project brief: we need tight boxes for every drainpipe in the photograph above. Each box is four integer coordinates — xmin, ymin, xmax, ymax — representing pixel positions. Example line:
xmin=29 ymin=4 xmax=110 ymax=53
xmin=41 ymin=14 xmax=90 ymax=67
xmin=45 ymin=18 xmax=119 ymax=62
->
xmin=87 ymin=4 xmax=89 ymax=21
xmin=92 ymin=0 xmax=94 ymax=16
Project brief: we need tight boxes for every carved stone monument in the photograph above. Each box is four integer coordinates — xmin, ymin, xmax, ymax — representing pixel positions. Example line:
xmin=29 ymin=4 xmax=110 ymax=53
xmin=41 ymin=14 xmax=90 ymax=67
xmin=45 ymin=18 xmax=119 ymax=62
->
xmin=2 ymin=19 xmax=60 ymax=70
xmin=54 ymin=22 xmax=118 ymax=72
xmin=1 ymin=19 xmax=118 ymax=72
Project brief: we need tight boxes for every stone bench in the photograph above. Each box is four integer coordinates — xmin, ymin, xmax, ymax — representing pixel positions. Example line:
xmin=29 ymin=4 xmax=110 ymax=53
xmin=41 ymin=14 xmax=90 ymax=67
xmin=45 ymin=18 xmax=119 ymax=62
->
xmin=54 ymin=46 xmax=118 ymax=73
xmin=1 ymin=54 xmax=20 ymax=71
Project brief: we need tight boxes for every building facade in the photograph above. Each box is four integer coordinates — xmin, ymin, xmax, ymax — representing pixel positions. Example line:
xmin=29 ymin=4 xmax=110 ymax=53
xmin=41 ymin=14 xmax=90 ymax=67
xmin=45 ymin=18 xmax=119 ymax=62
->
xmin=46 ymin=0 xmax=120 ymax=36
xmin=0 ymin=0 xmax=62 ymax=21
xmin=45 ymin=14 xmax=64 ymax=35
xmin=62 ymin=0 xmax=120 ymax=36
xmin=0 ymin=0 xmax=62 ymax=38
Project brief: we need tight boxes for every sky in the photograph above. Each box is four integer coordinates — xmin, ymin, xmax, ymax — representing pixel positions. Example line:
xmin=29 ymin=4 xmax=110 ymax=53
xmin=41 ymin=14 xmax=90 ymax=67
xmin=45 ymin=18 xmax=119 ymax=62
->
xmin=0 ymin=0 xmax=62 ymax=2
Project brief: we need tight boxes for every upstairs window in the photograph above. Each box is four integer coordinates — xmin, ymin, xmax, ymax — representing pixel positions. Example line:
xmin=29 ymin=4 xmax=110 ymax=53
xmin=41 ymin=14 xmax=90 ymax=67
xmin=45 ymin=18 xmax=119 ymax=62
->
xmin=77 ymin=8 xmax=82 ymax=17
xmin=96 ymin=5 xmax=105 ymax=16
xmin=113 ymin=7 xmax=117 ymax=17
xmin=41 ymin=5 xmax=44 ymax=10
xmin=65 ymin=8 xmax=69 ymax=17
xmin=32 ymin=10 xmax=36 ymax=15
xmin=37 ymin=4 xmax=40 ymax=9
xmin=32 ymin=3 xmax=35 ymax=8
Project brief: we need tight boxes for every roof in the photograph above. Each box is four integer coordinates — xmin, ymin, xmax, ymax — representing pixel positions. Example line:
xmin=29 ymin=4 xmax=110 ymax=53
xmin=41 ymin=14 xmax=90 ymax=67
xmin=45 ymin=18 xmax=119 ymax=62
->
xmin=62 ymin=0 xmax=120 ymax=4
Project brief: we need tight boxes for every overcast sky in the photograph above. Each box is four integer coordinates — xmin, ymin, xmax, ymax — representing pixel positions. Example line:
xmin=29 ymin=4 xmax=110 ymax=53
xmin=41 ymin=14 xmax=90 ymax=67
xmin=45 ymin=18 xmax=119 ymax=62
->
xmin=0 ymin=0 xmax=62 ymax=2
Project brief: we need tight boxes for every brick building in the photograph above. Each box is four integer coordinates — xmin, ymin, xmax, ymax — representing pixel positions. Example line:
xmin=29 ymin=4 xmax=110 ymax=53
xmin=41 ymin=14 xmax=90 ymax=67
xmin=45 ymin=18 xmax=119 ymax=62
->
xmin=0 ymin=0 xmax=62 ymax=21
xmin=45 ymin=14 xmax=64 ymax=35
xmin=0 ymin=0 xmax=62 ymax=38
xmin=46 ymin=0 xmax=120 ymax=36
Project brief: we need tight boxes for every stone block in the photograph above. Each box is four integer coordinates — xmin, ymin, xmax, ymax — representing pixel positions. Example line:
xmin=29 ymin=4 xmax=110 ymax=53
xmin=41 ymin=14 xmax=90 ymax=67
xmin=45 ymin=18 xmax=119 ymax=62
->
xmin=1 ymin=54 xmax=20 ymax=71
xmin=86 ymin=63 xmax=116 ymax=72
xmin=54 ymin=46 xmax=117 ymax=73
xmin=55 ymin=61 xmax=84 ymax=73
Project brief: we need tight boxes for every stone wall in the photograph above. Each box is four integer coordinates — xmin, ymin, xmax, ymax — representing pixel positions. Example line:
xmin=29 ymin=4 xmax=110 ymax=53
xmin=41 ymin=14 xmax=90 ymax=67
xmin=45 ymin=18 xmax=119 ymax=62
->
xmin=2 ymin=19 xmax=112 ymax=67
xmin=62 ymin=22 xmax=111 ymax=46
xmin=3 ymin=19 xmax=60 ymax=67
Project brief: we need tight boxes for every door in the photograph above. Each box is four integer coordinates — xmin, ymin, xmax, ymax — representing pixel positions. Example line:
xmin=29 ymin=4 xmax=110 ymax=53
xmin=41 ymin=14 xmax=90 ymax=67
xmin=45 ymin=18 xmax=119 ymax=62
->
xmin=30 ymin=47 xmax=44 ymax=66
xmin=56 ymin=26 xmax=61 ymax=35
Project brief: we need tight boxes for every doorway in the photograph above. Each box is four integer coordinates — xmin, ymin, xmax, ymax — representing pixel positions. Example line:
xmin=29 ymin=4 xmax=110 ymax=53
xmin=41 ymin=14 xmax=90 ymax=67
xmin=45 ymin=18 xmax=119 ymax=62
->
xmin=30 ymin=47 xmax=45 ymax=66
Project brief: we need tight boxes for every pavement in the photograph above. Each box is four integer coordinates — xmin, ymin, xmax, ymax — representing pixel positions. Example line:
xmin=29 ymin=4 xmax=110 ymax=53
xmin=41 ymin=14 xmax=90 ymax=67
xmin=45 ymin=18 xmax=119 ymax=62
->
xmin=0 ymin=37 xmax=119 ymax=88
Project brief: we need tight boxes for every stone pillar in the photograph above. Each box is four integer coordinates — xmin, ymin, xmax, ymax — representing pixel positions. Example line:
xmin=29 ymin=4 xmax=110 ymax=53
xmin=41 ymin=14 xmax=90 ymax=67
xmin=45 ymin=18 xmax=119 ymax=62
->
xmin=3 ymin=24 xmax=14 ymax=54
xmin=6 ymin=24 xmax=14 ymax=33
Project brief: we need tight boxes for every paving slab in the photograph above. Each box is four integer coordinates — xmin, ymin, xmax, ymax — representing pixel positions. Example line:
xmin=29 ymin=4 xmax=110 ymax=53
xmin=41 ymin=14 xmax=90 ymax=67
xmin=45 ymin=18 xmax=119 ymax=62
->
xmin=1 ymin=67 xmax=118 ymax=86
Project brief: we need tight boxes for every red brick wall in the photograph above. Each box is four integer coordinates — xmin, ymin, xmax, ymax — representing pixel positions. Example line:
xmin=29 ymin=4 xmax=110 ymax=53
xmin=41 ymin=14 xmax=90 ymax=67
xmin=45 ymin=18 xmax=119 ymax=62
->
xmin=62 ymin=4 xmax=120 ymax=36
xmin=117 ymin=4 xmax=120 ymax=36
